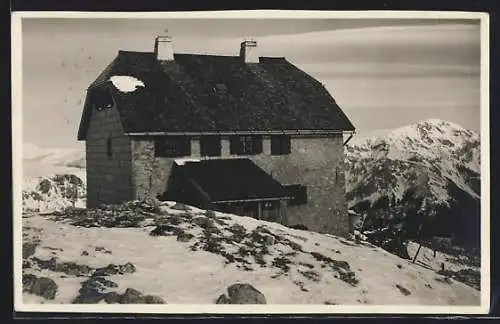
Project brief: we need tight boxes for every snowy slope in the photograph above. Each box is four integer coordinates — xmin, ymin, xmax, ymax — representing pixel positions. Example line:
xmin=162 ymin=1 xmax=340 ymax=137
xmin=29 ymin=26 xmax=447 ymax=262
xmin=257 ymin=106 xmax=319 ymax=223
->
xmin=345 ymin=119 xmax=481 ymax=245
xmin=22 ymin=201 xmax=480 ymax=306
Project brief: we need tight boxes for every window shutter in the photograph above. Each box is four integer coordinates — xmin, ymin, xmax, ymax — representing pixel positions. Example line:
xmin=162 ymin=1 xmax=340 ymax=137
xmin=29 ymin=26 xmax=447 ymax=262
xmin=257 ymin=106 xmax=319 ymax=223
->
xmin=200 ymin=136 xmax=221 ymax=156
xmin=270 ymin=135 xmax=291 ymax=155
xmin=182 ymin=136 xmax=192 ymax=156
xmin=270 ymin=136 xmax=279 ymax=154
xmin=229 ymin=136 xmax=240 ymax=155
xmin=154 ymin=136 xmax=191 ymax=157
xmin=282 ymin=135 xmax=291 ymax=154
xmin=253 ymin=135 xmax=263 ymax=154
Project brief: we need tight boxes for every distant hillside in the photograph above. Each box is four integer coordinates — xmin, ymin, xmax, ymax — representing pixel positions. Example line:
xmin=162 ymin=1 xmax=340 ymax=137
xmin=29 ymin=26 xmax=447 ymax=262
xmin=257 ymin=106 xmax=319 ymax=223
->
xmin=23 ymin=143 xmax=85 ymax=169
xmin=345 ymin=119 xmax=481 ymax=247
xmin=23 ymin=143 xmax=85 ymax=178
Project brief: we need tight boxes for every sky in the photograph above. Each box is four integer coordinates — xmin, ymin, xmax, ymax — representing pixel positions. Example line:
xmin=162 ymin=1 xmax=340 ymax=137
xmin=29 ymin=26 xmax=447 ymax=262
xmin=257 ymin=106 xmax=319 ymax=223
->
xmin=20 ymin=17 xmax=481 ymax=149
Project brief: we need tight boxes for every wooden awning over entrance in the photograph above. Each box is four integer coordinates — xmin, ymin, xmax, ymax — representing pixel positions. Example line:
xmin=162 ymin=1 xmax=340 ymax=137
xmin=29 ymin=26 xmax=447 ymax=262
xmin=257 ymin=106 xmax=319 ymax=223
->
xmin=170 ymin=158 xmax=291 ymax=222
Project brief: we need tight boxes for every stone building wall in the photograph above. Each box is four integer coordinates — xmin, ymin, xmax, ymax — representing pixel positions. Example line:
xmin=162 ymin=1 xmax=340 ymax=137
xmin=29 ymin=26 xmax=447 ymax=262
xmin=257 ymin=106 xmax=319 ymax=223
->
xmin=85 ymin=105 xmax=133 ymax=207
xmin=130 ymin=134 xmax=350 ymax=237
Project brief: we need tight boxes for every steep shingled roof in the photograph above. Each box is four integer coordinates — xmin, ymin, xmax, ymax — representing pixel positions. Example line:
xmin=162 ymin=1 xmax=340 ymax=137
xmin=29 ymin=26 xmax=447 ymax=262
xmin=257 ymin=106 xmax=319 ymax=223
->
xmin=77 ymin=51 xmax=355 ymax=140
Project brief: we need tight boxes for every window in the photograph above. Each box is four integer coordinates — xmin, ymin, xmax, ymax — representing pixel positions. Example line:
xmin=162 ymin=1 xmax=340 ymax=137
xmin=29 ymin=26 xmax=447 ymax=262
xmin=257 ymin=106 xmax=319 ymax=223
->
xmin=229 ymin=135 xmax=263 ymax=155
xmin=93 ymin=90 xmax=114 ymax=112
xmin=271 ymin=135 xmax=291 ymax=155
xmin=155 ymin=136 xmax=191 ymax=157
xmin=284 ymin=184 xmax=308 ymax=206
xmin=214 ymin=83 xmax=227 ymax=94
xmin=106 ymin=137 xmax=113 ymax=160
xmin=200 ymin=136 xmax=221 ymax=157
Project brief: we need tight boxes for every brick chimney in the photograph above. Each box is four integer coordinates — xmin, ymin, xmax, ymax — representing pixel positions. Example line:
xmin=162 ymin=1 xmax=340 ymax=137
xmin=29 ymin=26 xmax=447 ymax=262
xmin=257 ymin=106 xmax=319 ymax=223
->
xmin=154 ymin=35 xmax=174 ymax=62
xmin=240 ymin=39 xmax=259 ymax=64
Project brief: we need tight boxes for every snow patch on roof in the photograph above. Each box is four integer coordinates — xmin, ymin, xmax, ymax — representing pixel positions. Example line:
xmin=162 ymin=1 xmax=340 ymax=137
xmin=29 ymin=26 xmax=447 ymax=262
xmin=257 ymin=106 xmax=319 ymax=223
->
xmin=110 ymin=75 xmax=145 ymax=93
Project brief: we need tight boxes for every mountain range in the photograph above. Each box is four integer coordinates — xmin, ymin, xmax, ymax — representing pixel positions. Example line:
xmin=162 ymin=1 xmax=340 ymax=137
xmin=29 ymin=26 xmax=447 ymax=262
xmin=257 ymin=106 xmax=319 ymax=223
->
xmin=345 ymin=119 xmax=481 ymax=247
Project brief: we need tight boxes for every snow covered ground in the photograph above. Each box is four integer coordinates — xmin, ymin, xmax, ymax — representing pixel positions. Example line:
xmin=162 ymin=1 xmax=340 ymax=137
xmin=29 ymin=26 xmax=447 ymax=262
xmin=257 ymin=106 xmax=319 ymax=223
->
xmin=21 ymin=201 xmax=480 ymax=307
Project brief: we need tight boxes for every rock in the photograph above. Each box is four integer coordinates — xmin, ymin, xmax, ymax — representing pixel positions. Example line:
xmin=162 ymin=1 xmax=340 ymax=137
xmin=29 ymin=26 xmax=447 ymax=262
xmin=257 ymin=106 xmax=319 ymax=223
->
xmin=31 ymin=257 xmax=57 ymax=271
xmin=29 ymin=276 xmax=58 ymax=300
xmin=73 ymin=276 xmax=119 ymax=304
xmin=88 ymin=276 xmax=119 ymax=290
xmin=22 ymin=242 xmax=38 ymax=259
xmin=290 ymin=224 xmax=309 ymax=231
xmin=216 ymin=283 xmax=267 ymax=304
xmin=140 ymin=196 xmax=162 ymax=213
xmin=176 ymin=232 xmax=194 ymax=242
xmin=22 ymin=274 xmax=37 ymax=292
xmin=264 ymin=235 xmax=275 ymax=246
xmin=395 ymin=284 xmax=412 ymax=296
xmin=93 ymin=264 xmax=120 ymax=276
xmin=55 ymin=261 xmax=92 ymax=276
xmin=104 ymin=292 xmax=121 ymax=304
xmin=73 ymin=289 xmax=105 ymax=304
xmin=81 ymin=250 xmax=89 ymax=256
xmin=250 ymin=229 xmax=276 ymax=246
xmin=149 ymin=224 xmax=177 ymax=236
xmin=215 ymin=294 xmax=231 ymax=304
xmin=37 ymin=179 xmax=52 ymax=194
xmin=22 ymin=260 xmax=32 ymax=269
xmin=142 ymin=295 xmax=166 ymax=304
xmin=171 ymin=203 xmax=190 ymax=211
xmin=119 ymin=262 xmax=136 ymax=274
xmin=168 ymin=214 xmax=185 ymax=225
xmin=120 ymin=288 xmax=143 ymax=304
xmin=193 ymin=216 xmax=215 ymax=229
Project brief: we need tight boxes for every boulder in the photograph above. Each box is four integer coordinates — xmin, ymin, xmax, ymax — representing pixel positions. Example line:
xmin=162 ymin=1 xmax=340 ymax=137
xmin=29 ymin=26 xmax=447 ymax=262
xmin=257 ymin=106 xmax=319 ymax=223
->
xmin=22 ymin=242 xmax=38 ymax=259
xmin=29 ymin=276 xmax=58 ymax=300
xmin=193 ymin=216 xmax=215 ymax=229
xmin=119 ymin=262 xmax=137 ymax=274
xmin=171 ymin=203 xmax=190 ymax=211
xmin=177 ymin=232 xmax=195 ymax=242
xmin=215 ymin=283 xmax=266 ymax=304
xmin=104 ymin=292 xmax=121 ymax=304
xmin=120 ymin=288 xmax=143 ymax=304
xmin=142 ymin=295 xmax=166 ymax=304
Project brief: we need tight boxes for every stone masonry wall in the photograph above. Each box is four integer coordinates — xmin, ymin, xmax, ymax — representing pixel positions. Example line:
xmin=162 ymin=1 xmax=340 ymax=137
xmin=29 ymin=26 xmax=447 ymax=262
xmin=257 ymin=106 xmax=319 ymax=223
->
xmin=130 ymin=134 xmax=350 ymax=237
xmin=85 ymin=105 xmax=133 ymax=207
xmin=252 ymin=136 xmax=350 ymax=237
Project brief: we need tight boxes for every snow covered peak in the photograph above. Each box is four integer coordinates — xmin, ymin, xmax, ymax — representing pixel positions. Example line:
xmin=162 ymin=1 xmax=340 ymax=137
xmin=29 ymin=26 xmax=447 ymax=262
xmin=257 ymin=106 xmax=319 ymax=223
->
xmin=389 ymin=119 xmax=478 ymax=143
xmin=349 ymin=120 xmax=479 ymax=170
xmin=110 ymin=75 xmax=145 ymax=93
xmin=345 ymin=119 xmax=481 ymax=241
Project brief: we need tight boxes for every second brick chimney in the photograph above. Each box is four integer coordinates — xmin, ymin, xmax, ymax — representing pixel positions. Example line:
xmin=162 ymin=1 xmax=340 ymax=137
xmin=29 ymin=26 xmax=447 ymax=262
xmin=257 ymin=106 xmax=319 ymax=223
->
xmin=154 ymin=35 xmax=174 ymax=62
xmin=240 ymin=39 xmax=259 ymax=64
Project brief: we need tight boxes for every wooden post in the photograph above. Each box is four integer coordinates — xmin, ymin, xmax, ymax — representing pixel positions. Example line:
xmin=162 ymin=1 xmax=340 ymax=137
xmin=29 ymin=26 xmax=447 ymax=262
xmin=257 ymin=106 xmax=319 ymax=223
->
xmin=281 ymin=200 xmax=287 ymax=225
xmin=411 ymin=222 xmax=425 ymax=263
xmin=257 ymin=201 xmax=262 ymax=220
xmin=412 ymin=244 xmax=422 ymax=264
xmin=71 ymin=183 xmax=77 ymax=208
